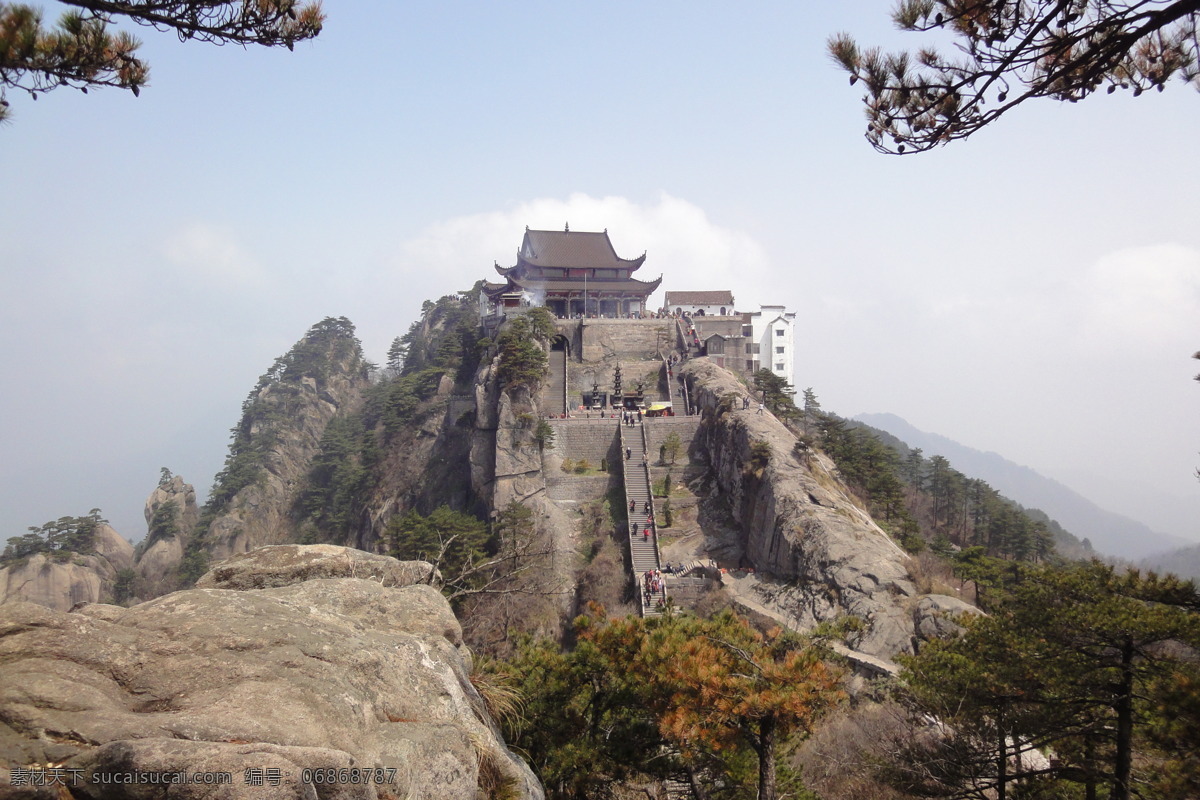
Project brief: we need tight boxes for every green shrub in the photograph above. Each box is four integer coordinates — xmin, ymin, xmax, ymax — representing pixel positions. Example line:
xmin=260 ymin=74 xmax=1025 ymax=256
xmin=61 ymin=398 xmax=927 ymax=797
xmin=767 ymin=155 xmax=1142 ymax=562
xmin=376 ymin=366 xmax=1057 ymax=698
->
xmin=146 ymin=500 xmax=180 ymax=546
xmin=385 ymin=507 xmax=490 ymax=590
xmin=653 ymin=468 xmax=673 ymax=498
xmin=496 ymin=316 xmax=549 ymax=388
xmin=662 ymin=432 xmax=682 ymax=464
xmin=749 ymin=441 xmax=772 ymax=472
xmin=533 ymin=420 xmax=556 ymax=449
xmin=113 ymin=568 xmax=138 ymax=604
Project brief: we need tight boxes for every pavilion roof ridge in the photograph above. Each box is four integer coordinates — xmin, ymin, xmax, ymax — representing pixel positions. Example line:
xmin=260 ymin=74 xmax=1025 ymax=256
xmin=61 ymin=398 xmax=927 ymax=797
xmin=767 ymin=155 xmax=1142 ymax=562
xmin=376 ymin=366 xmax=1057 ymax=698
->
xmin=515 ymin=228 xmax=647 ymax=272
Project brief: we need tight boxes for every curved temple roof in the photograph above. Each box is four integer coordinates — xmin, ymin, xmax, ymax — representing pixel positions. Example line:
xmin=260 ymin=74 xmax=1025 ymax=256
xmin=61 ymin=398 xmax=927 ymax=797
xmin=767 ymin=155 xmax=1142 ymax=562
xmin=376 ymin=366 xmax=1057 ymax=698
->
xmin=486 ymin=228 xmax=657 ymax=303
xmin=509 ymin=228 xmax=647 ymax=272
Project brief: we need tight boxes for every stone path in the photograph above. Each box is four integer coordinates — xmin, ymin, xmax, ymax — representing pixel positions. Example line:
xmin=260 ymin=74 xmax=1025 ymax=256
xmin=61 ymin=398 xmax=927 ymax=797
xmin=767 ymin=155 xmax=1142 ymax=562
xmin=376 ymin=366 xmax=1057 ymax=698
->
xmin=546 ymin=345 xmax=568 ymax=415
xmin=619 ymin=419 xmax=666 ymax=616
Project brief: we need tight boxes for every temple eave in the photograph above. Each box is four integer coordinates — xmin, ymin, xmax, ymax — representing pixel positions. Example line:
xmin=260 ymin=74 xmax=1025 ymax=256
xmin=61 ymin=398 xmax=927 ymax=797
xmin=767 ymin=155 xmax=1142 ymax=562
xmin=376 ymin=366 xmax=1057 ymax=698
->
xmin=620 ymin=253 xmax=648 ymax=271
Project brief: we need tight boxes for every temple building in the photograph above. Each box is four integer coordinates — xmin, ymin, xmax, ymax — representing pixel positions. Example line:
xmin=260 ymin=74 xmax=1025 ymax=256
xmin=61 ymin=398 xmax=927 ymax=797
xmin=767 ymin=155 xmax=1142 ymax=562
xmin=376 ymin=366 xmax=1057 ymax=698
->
xmin=482 ymin=227 xmax=662 ymax=318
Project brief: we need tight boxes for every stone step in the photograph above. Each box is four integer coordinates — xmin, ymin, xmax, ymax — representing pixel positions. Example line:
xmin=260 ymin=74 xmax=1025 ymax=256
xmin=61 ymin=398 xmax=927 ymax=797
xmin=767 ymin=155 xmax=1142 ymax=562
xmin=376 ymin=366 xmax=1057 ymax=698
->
xmin=663 ymin=779 xmax=692 ymax=799
xmin=618 ymin=419 xmax=666 ymax=618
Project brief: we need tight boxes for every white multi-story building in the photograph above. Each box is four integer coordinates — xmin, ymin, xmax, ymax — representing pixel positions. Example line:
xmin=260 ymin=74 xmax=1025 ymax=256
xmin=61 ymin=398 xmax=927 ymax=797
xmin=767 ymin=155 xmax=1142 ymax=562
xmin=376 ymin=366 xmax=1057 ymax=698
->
xmin=744 ymin=304 xmax=797 ymax=388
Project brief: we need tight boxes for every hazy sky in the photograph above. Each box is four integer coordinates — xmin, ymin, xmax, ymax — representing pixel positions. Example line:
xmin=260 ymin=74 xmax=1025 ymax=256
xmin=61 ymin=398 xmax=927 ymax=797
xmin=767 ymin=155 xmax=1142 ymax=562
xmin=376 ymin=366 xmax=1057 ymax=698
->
xmin=2 ymin=2 xmax=1197 ymax=549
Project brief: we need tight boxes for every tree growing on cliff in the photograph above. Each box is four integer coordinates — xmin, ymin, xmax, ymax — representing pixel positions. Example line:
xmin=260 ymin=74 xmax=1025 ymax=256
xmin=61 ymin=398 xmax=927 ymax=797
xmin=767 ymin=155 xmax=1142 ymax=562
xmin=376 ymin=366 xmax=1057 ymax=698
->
xmin=3 ymin=508 xmax=107 ymax=563
xmin=496 ymin=314 xmax=549 ymax=389
xmin=145 ymin=499 xmax=180 ymax=545
xmin=829 ymin=1 xmax=1199 ymax=154
xmin=178 ymin=317 xmax=365 ymax=585
xmin=753 ymin=368 xmax=799 ymax=420
xmin=385 ymin=336 xmax=406 ymax=374
xmin=385 ymin=506 xmax=490 ymax=585
xmin=0 ymin=0 xmax=324 ymax=122
xmin=454 ymin=501 xmax=567 ymax=655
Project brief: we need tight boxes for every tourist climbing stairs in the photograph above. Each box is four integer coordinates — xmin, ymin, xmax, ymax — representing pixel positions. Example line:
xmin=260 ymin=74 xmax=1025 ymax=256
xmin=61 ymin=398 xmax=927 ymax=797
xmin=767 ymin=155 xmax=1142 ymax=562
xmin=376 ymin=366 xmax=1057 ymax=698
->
xmin=619 ymin=419 xmax=666 ymax=616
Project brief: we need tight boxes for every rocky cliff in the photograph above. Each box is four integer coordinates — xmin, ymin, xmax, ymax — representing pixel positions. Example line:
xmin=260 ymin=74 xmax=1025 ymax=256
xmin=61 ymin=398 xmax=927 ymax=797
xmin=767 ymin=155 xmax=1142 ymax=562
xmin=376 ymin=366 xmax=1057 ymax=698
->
xmin=679 ymin=358 xmax=975 ymax=659
xmin=200 ymin=318 xmax=371 ymax=565
xmin=0 ymin=523 xmax=133 ymax=611
xmin=472 ymin=361 xmax=547 ymax=514
xmin=4 ymin=306 xmax=977 ymax=663
xmin=134 ymin=474 xmax=199 ymax=594
xmin=0 ymin=545 xmax=543 ymax=800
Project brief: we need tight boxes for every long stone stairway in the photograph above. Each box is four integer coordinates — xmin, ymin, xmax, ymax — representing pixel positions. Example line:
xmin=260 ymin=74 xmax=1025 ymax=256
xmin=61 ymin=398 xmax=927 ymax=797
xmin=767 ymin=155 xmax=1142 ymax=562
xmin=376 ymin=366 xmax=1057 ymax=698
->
xmin=619 ymin=419 xmax=666 ymax=616
xmin=545 ymin=346 xmax=568 ymax=415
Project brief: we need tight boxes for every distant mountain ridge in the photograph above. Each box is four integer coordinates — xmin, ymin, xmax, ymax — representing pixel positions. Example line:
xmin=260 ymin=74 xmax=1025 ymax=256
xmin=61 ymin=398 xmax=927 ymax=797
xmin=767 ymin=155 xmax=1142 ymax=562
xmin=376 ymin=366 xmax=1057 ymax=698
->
xmin=854 ymin=413 xmax=1185 ymax=561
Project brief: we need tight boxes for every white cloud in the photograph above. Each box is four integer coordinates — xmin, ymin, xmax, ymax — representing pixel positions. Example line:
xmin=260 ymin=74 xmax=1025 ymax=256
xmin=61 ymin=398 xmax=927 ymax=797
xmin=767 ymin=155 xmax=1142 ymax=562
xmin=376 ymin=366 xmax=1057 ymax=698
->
xmin=1074 ymin=243 xmax=1200 ymax=352
xmin=391 ymin=192 xmax=772 ymax=313
xmin=163 ymin=223 xmax=268 ymax=289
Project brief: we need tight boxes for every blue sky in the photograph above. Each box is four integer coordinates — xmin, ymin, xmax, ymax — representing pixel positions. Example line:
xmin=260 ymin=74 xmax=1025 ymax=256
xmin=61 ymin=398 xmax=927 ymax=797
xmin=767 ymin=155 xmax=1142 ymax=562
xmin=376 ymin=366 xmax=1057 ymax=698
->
xmin=1 ymin=2 xmax=1197 ymax=550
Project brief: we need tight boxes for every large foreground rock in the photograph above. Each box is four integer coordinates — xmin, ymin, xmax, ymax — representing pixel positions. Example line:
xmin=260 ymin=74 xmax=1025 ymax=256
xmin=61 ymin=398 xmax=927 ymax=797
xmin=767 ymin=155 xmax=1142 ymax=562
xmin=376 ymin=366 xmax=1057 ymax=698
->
xmin=195 ymin=543 xmax=439 ymax=590
xmin=0 ymin=546 xmax=542 ymax=800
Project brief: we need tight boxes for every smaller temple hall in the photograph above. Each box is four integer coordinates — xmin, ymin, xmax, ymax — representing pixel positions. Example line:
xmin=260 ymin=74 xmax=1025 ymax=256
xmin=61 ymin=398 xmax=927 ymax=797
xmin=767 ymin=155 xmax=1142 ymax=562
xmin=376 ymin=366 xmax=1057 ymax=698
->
xmin=483 ymin=226 xmax=662 ymax=318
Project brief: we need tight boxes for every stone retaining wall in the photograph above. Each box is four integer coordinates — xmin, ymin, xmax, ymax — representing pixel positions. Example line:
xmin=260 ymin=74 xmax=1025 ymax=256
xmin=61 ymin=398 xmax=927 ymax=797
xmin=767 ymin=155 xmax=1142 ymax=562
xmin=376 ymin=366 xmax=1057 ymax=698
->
xmin=545 ymin=474 xmax=617 ymax=503
xmin=545 ymin=419 xmax=621 ymax=468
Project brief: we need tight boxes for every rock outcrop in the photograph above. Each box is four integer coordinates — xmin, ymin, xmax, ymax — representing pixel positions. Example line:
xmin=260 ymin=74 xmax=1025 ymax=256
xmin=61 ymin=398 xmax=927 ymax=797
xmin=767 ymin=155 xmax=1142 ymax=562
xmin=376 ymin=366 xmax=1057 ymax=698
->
xmin=0 ymin=545 xmax=543 ymax=800
xmin=135 ymin=475 xmax=199 ymax=592
xmin=195 ymin=543 xmax=439 ymax=590
xmin=470 ymin=357 xmax=547 ymax=515
xmin=0 ymin=524 xmax=133 ymax=611
xmin=203 ymin=323 xmax=370 ymax=563
xmin=680 ymin=358 xmax=960 ymax=660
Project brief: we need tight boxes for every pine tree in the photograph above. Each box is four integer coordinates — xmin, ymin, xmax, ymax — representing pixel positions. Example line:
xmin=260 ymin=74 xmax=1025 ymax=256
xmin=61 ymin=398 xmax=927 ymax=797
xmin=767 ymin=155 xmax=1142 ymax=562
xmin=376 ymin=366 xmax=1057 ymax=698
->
xmin=385 ymin=336 xmax=406 ymax=374
xmin=753 ymin=369 xmax=798 ymax=419
xmin=0 ymin=0 xmax=324 ymax=122
xmin=644 ymin=610 xmax=843 ymax=800
xmin=899 ymin=562 xmax=1200 ymax=800
xmin=829 ymin=1 xmax=1200 ymax=154
xmin=384 ymin=506 xmax=489 ymax=584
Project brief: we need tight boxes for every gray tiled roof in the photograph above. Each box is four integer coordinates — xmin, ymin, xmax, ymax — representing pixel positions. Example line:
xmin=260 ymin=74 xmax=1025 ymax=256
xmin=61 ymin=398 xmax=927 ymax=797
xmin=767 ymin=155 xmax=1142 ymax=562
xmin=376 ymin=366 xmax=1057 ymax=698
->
xmin=518 ymin=229 xmax=646 ymax=271
xmin=665 ymin=290 xmax=735 ymax=306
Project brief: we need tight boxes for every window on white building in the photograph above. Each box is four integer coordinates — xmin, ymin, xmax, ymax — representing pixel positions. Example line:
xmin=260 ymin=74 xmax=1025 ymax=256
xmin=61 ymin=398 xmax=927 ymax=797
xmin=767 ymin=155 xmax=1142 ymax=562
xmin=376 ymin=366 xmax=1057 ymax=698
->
xmin=775 ymin=363 xmax=785 ymax=371
xmin=775 ymin=346 xmax=784 ymax=354
xmin=774 ymin=329 xmax=784 ymax=336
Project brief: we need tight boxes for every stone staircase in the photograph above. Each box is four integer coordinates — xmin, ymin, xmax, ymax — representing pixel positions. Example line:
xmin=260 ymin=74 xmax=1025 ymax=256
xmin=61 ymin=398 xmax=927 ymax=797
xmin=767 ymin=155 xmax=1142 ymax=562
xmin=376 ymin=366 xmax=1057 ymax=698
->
xmin=545 ymin=346 xmax=568 ymax=415
xmin=619 ymin=420 xmax=665 ymax=616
